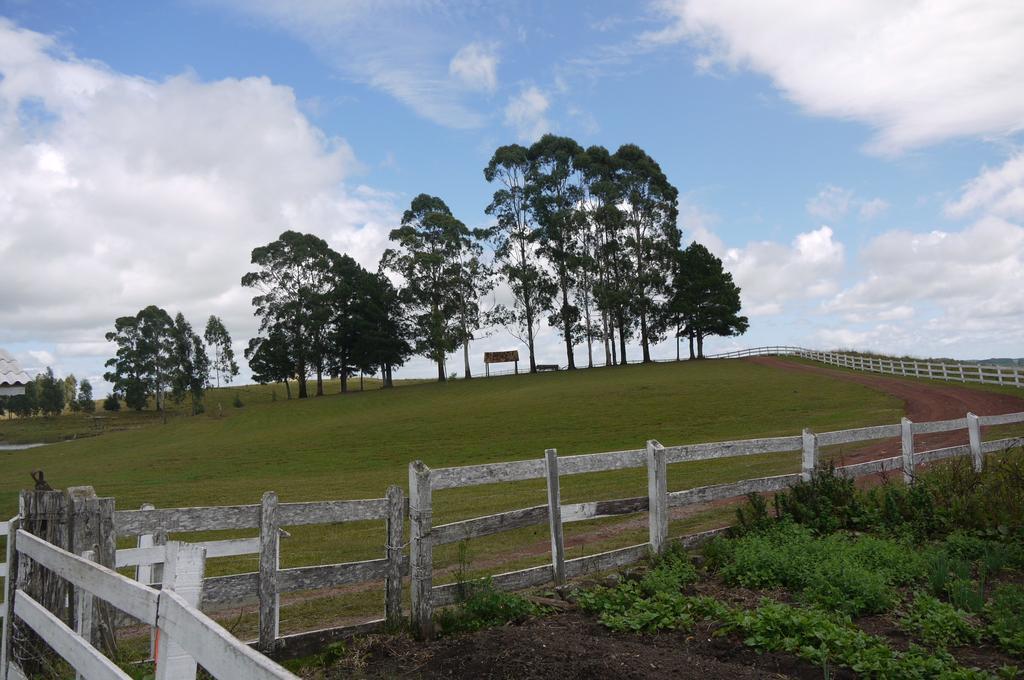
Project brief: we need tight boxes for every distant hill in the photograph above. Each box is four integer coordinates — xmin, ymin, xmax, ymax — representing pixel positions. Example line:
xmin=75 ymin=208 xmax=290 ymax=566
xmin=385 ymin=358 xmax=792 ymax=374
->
xmin=977 ymin=358 xmax=1024 ymax=367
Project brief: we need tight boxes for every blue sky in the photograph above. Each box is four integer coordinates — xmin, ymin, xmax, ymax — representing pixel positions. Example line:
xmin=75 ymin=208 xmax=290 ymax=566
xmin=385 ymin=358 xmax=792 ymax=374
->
xmin=1 ymin=1 xmax=1023 ymax=389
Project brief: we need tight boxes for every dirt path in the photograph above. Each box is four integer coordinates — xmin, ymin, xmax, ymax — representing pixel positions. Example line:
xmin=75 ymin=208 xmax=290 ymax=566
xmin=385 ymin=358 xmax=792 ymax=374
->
xmin=749 ymin=356 xmax=1024 ymax=465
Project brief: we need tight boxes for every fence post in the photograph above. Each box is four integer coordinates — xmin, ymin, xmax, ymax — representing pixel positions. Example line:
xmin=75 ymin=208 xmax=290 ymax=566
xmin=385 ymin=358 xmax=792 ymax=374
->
xmin=409 ymin=461 xmax=434 ymax=640
xmin=544 ymin=449 xmax=566 ymax=586
xmin=801 ymin=429 xmax=818 ymax=482
xmin=901 ymin=417 xmax=915 ymax=484
xmin=967 ymin=412 xmax=983 ymax=473
xmin=258 ymin=491 xmax=280 ymax=653
xmin=74 ymin=550 xmax=96 ymax=680
xmin=1 ymin=516 xmax=19 ymax=680
xmin=646 ymin=440 xmax=668 ymax=554
xmin=154 ymin=542 xmax=206 ymax=680
xmin=384 ymin=485 xmax=404 ymax=628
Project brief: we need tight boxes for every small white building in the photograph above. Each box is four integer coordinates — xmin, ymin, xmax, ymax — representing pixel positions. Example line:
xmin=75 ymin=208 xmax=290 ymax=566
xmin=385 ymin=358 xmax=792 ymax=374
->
xmin=0 ymin=348 xmax=30 ymax=396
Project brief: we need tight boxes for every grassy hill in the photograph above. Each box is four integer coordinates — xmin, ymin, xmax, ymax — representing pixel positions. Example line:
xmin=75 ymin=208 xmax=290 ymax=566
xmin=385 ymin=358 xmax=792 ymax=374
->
xmin=1 ymin=359 xmax=909 ymax=634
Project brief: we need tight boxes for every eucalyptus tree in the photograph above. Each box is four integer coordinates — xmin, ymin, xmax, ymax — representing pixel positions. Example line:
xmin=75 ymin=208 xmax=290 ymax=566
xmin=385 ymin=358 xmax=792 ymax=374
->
xmin=672 ymin=242 xmax=748 ymax=359
xmin=245 ymin=327 xmax=294 ymax=399
xmin=381 ymin=194 xmax=478 ymax=382
xmin=204 ymin=315 xmax=239 ymax=388
xmin=612 ymin=144 xmax=681 ymax=363
xmin=355 ymin=271 xmax=412 ymax=388
xmin=528 ymin=134 xmax=586 ymax=369
xmin=325 ymin=253 xmax=367 ymax=393
xmin=484 ymin=144 xmax=554 ymax=373
xmin=454 ymin=228 xmax=495 ymax=379
xmin=171 ymin=312 xmax=211 ymax=414
xmin=104 ymin=305 xmax=177 ymax=410
xmin=241 ymin=230 xmax=337 ymax=398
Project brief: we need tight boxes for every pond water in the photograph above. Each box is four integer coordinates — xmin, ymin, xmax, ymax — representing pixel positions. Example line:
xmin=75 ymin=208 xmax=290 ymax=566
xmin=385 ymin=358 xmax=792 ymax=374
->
xmin=0 ymin=443 xmax=47 ymax=451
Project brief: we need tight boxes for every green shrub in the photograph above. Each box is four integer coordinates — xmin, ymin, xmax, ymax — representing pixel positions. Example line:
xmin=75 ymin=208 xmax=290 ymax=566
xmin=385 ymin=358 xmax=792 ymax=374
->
xmin=725 ymin=601 xmax=988 ymax=678
xmin=947 ymin=578 xmax=986 ymax=614
xmin=899 ymin=593 xmax=981 ymax=648
xmin=437 ymin=579 xmax=546 ymax=634
xmin=775 ymin=463 xmax=866 ymax=534
xmin=986 ymin=585 xmax=1024 ymax=657
xmin=232 ymin=392 xmax=244 ymax=408
xmin=708 ymin=523 xmax=924 ymax=615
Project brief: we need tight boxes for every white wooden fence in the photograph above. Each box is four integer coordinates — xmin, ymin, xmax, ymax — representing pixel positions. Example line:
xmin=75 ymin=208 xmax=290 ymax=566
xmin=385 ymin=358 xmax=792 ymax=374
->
xmin=1 ymin=528 xmax=298 ymax=680
xmin=406 ymin=408 xmax=1024 ymax=637
xmin=707 ymin=345 xmax=1024 ymax=388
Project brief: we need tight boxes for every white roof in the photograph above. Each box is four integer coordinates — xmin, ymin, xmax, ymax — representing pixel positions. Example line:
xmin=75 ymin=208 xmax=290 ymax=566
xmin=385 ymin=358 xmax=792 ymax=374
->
xmin=0 ymin=348 xmax=31 ymax=386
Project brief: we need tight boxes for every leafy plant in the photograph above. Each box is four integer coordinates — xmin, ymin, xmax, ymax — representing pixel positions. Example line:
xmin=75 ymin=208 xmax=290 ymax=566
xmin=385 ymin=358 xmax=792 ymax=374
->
xmin=899 ymin=593 xmax=981 ymax=648
xmin=947 ymin=578 xmax=986 ymax=614
xmin=986 ymin=585 xmax=1024 ymax=657
xmin=436 ymin=579 xmax=546 ymax=634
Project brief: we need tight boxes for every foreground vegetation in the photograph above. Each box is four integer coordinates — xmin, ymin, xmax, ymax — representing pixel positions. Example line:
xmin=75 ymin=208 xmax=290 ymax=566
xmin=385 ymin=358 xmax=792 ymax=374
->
xmin=436 ymin=447 xmax=1024 ymax=679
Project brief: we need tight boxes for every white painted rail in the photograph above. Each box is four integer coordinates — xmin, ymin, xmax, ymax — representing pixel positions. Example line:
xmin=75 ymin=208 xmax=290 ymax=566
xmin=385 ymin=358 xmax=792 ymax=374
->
xmin=408 ymin=407 xmax=1024 ymax=638
xmin=3 ymin=532 xmax=298 ymax=680
xmin=705 ymin=345 xmax=1024 ymax=389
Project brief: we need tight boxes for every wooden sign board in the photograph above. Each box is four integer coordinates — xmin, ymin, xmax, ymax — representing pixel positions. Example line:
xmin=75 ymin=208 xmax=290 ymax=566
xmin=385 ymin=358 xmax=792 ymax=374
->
xmin=484 ymin=351 xmax=519 ymax=364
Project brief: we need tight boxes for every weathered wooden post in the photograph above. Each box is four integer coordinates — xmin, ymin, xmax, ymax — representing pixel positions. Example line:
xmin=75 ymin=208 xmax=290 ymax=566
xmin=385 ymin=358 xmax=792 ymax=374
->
xmin=154 ymin=542 xmax=207 ymax=680
xmin=646 ymin=440 xmax=668 ymax=554
xmin=0 ymin=516 xmax=20 ymax=679
xmin=258 ymin=491 xmax=280 ymax=653
xmin=544 ymin=449 xmax=566 ymax=586
xmin=801 ymin=429 xmax=818 ymax=482
xmin=135 ymin=503 xmax=156 ymax=586
xmin=384 ymin=485 xmax=405 ymax=627
xmin=967 ymin=412 xmax=983 ymax=473
xmin=901 ymin=417 xmax=915 ymax=484
xmin=408 ymin=461 xmax=433 ymax=639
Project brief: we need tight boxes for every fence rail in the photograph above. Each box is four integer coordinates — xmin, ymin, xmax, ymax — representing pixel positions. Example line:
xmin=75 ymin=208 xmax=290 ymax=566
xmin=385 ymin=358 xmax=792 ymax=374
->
xmin=706 ymin=345 xmax=1024 ymax=388
xmin=2 ymin=529 xmax=298 ymax=680
xmin=405 ymin=407 xmax=1024 ymax=638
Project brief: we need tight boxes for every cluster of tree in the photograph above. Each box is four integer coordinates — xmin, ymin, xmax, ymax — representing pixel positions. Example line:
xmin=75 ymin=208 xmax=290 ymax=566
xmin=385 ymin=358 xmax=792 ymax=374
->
xmin=484 ymin=135 xmax=746 ymax=369
xmin=0 ymin=368 xmax=95 ymax=418
xmin=243 ymin=136 xmax=747 ymax=392
xmin=103 ymin=308 xmax=238 ymax=413
xmin=242 ymin=231 xmax=411 ymax=398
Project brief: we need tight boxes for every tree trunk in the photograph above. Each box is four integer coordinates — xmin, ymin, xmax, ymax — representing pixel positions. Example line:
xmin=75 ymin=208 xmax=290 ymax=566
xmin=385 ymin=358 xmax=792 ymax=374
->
xmin=640 ymin=310 xmax=651 ymax=363
xmin=463 ymin=339 xmax=472 ymax=379
xmin=560 ymin=277 xmax=575 ymax=370
xmin=583 ymin=295 xmax=594 ymax=369
xmin=616 ymin=311 xmax=628 ymax=365
xmin=688 ymin=332 xmax=696 ymax=360
xmin=697 ymin=334 xmax=704 ymax=359
xmin=283 ymin=379 xmax=291 ymax=399
xmin=676 ymin=332 xmax=680 ymax=361
xmin=437 ymin=356 xmax=446 ymax=382
xmin=602 ymin=313 xmax=611 ymax=367
xmin=315 ymin=363 xmax=324 ymax=396
xmin=360 ymin=373 xmax=364 ymax=391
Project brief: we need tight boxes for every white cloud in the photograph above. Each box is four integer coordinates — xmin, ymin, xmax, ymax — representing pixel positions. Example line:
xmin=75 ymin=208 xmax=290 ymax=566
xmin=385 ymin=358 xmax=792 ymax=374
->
xmin=715 ymin=226 xmax=844 ymax=316
xmin=504 ymin=86 xmax=551 ymax=142
xmin=449 ymin=42 xmax=499 ymax=93
xmin=806 ymin=185 xmax=853 ymax=220
xmin=859 ymin=197 xmax=889 ymax=220
xmin=208 ymin=0 xmax=497 ymax=128
xmin=945 ymin=150 xmax=1024 ymax=220
xmin=648 ymin=0 xmax=1024 ymax=153
xmin=0 ymin=19 xmax=398 ymax=383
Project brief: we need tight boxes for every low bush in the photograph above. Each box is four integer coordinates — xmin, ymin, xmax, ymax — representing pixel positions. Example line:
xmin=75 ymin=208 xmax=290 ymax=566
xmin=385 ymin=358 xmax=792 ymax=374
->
xmin=986 ymin=585 xmax=1024 ymax=658
xmin=437 ymin=579 xmax=547 ymax=634
xmin=706 ymin=523 xmax=925 ymax=615
xmin=899 ymin=593 xmax=981 ymax=648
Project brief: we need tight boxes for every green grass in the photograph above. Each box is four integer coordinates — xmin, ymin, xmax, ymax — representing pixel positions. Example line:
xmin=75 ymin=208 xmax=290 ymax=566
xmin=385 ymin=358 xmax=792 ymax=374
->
xmin=0 ymin=359 xmax=905 ymax=629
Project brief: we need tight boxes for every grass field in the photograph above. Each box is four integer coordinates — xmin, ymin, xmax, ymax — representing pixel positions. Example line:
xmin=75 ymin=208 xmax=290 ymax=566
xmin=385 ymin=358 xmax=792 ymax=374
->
xmin=0 ymin=357 xmax=937 ymax=634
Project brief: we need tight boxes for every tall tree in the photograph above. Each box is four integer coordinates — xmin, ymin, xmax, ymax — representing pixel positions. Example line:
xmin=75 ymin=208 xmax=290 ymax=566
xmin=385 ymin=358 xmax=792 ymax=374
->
xmin=246 ymin=328 xmax=294 ymax=399
xmin=325 ymin=253 xmax=367 ymax=393
xmin=38 ymin=367 xmax=65 ymax=416
xmin=454 ymin=228 xmax=494 ymax=379
xmin=242 ymin=231 xmax=337 ymax=398
xmin=355 ymin=271 xmax=412 ymax=389
xmin=672 ymin=242 xmax=749 ymax=359
xmin=77 ymin=379 xmax=95 ymax=413
xmin=171 ymin=312 xmax=211 ymax=414
xmin=381 ymin=194 xmax=474 ymax=382
xmin=484 ymin=144 xmax=554 ymax=373
xmin=204 ymin=316 xmax=239 ymax=388
xmin=104 ymin=305 xmax=176 ymax=411
xmin=613 ymin=144 xmax=681 ymax=363
xmin=63 ymin=375 xmax=78 ymax=412
xmin=528 ymin=134 xmax=586 ymax=369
